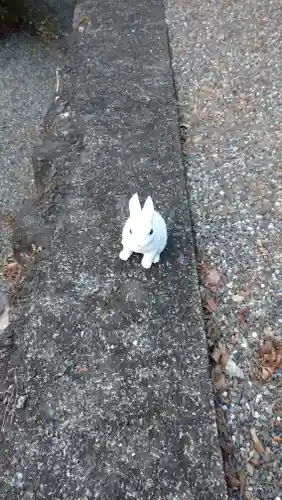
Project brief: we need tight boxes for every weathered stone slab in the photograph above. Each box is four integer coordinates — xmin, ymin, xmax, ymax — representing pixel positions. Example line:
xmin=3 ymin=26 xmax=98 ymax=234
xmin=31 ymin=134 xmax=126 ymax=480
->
xmin=0 ymin=0 xmax=227 ymax=498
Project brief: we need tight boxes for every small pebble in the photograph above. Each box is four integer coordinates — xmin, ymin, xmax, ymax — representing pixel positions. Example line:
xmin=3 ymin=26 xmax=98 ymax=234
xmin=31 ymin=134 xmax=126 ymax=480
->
xmin=240 ymin=337 xmax=248 ymax=348
xmin=246 ymin=463 xmax=254 ymax=476
xmin=16 ymin=395 xmax=28 ymax=409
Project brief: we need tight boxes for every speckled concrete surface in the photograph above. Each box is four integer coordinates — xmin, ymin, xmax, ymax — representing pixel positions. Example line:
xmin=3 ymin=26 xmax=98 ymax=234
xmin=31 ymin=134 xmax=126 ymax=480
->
xmin=0 ymin=33 xmax=59 ymax=261
xmin=165 ymin=0 xmax=282 ymax=498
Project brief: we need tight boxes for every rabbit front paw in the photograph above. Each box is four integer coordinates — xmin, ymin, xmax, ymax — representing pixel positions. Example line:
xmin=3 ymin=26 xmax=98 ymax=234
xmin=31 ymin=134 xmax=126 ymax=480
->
xmin=119 ymin=248 xmax=133 ymax=261
xmin=153 ymin=254 xmax=160 ymax=264
xmin=141 ymin=255 xmax=154 ymax=269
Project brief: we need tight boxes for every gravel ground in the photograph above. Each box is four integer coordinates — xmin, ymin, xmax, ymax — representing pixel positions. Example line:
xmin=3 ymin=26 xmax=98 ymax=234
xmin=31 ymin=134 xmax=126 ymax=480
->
xmin=165 ymin=0 xmax=282 ymax=498
xmin=0 ymin=33 xmax=59 ymax=261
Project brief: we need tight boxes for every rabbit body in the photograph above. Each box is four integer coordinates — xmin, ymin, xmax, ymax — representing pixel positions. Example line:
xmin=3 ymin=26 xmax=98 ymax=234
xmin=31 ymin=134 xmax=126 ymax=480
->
xmin=119 ymin=193 xmax=167 ymax=269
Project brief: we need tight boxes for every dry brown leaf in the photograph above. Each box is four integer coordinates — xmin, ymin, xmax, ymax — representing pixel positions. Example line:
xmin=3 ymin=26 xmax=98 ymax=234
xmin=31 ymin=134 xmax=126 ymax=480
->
xmin=197 ymin=259 xmax=208 ymax=276
xmin=272 ymin=435 xmax=282 ymax=443
xmin=206 ymin=318 xmax=213 ymax=337
xmin=261 ymin=366 xmax=276 ymax=381
xmin=250 ymin=428 xmax=265 ymax=454
xmin=211 ymin=342 xmax=227 ymax=364
xmin=3 ymin=256 xmax=23 ymax=290
xmin=211 ymin=346 xmax=223 ymax=364
xmin=260 ymin=337 xmax=282 ymax=367
xmin=221 ymin=351 xmax=229 ymax=367
xmin=261 ymin=338 xmax=275 ymax=357
xmin=254 ymin=335 xmax=282 ymax=380
xmin=226 ymin=475 xmax=241 ymax=489
xmin=212 ymin=365 xmax=226 ymax=391
xmin=204 ymin=296 xmax=217 ymax=313
xmin=219 ymin=438 xmax=234 ymax=455
xmin=206 ymin=268 xmax=221 ymax=289
xmin=238 ymin=307 xmax=249 ymax=327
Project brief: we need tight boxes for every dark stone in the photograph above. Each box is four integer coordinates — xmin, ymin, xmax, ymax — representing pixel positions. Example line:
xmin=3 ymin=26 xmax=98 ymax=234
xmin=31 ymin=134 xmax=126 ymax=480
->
xmin=0 ymin=0 xmax=75 ymax=35
xmin=0 ymin=0 xmax=226 ymax=498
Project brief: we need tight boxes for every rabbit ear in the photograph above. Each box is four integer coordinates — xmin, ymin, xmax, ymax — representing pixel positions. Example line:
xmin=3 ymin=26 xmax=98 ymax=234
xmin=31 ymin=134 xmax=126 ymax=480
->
xmin=142 ymin=196 xmax=154 ymax=221
xmin=129 ymin=193 xmax=141 ymax=217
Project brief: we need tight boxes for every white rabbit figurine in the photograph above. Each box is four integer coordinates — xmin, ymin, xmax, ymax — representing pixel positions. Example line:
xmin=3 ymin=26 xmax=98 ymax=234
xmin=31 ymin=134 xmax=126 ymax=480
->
xmin=119 ymin=193 xmax=167 ymax=269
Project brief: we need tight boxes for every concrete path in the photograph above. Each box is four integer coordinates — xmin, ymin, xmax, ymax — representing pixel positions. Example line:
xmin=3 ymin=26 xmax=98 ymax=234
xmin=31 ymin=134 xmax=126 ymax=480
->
xmin=0 ymin=0 xmax=226 ymax=498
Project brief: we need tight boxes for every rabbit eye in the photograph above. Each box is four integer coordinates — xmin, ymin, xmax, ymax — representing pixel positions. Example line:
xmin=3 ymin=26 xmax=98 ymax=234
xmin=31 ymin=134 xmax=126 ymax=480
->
xmin=149 ymin=229 xmax=153 ymax=235
xmin=129 ymin=229 xmax=132 ymax=234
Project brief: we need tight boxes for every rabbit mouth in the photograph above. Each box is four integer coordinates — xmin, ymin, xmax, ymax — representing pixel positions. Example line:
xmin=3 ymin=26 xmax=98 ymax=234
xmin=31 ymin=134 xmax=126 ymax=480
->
xmin=134 ymin=236 xmax=156 ymax=253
